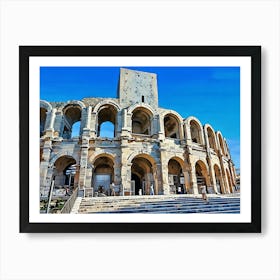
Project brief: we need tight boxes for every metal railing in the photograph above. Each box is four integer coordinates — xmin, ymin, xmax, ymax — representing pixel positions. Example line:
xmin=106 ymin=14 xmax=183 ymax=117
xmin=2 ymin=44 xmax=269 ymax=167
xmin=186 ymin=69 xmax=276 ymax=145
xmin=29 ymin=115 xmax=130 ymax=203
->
xmin=60 ymin=187 xmax=79 ymax=213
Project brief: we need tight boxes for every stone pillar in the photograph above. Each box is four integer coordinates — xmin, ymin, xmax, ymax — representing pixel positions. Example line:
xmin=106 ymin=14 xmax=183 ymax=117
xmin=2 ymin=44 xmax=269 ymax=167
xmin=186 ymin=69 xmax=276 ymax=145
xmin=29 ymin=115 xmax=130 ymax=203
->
xmin=78 ymin=138 xmax=89 ymax=189
xmin=121 ymin=162 xmax=131 ymax=196
xmin=91 ymin=111 xmax=97 ymax=138
xmin=184 ymin=123 xmax=192 ymax=142
xmin=45 ymin=108 xmax=57 ymax=137
xmin=182 ymin=171 xmax=190 ymax=192
xmin=158 ymin=115 xmax=165 ymax=140
xmin=121 ymin=109 xmax=131 ymax=137
xmin=114 ymin=156 xmax=122 ymax=192
xmin=159 ymin=146 xmax=169 ymax=195
xmin=120 ymin=139 xmax=131 ymax=195
xmin=219 ymin=155 xmax=230 ymax=193
xmin=83 ymin=106 xmax=92 ymax=136
xmin=42 ymin=166 xmax=56 ymax=197
xmin=156 ymin=163 xmax=163 ymax=195
xmin=179 ymin=122 xmax=184 ymax=140
xmin=152 ymin=115 xmax=160 ymax=139
xmin=229 ymin=161 xmax=237 ymax=186
xmin=204 ymin=130 xmax=218 ymax=194
xmin=190 ymin=162 xmax=199 ymax=195
xmin=40 ymin=140 xmax=52 ymax=196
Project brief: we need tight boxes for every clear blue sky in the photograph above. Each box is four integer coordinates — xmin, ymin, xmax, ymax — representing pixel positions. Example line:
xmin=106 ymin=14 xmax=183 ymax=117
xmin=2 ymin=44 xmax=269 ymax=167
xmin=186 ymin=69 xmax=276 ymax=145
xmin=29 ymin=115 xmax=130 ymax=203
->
xmin=40 ymin=66 xmax=240 ymax=168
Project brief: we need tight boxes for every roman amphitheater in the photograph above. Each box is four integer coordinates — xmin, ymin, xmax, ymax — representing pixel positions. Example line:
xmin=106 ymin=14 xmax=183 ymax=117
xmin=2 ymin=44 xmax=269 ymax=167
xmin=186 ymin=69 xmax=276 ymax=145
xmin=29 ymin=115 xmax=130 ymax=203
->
xmin=40 ymin=68 xmax=237 ymax=206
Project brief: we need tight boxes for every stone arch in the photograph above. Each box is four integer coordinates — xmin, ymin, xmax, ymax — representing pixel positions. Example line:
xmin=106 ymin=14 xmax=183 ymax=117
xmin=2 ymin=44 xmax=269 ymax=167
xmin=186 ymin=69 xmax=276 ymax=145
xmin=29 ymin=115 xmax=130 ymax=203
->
xmin=52 ymin=155 xmax=78 ymax=188
xmin=185 ymin=116 xmax=204 ymax=145
xmin=163 ymin=111 xmax=184 ymax=139
xmin=88 ymin=151 xmax=116 ymax=164
xmin=130 ymin=106 xmax=154 ymax=135
xmin=216 ymin=131 xmax=226 ymax=155
xmin=64 ymin=100 xmax=86 ymax=109
xmin=93 ymin=101 xmax=120 ymax=138
xmin=40 ymin=100 xmax=52 ymax=136
xmin=50 ymin=152 xmax=79 ymax=166
xmin=195 ymin=159 xmax=210 ymax=193
xmin=167 ymin=156 xmax=187 ymax=194
xmin=40 ymin=100 xmax=52 ymax=112
xmin=129 ymin=153 xmax=158 ymax=195
xmin=127 ymin=152 xmax=157 ymax=165
xmin=127 ymin=103 xmax=156 ymax=116
xmin=93 ymin=100 xmax=120 ymax=114
xmin=204 ymin=124 xmax=218 ymax=151
xmin=62 ymin=103 xmax=83 ymax=138
xmin=91 ymin=154 xmax=115 ymax=195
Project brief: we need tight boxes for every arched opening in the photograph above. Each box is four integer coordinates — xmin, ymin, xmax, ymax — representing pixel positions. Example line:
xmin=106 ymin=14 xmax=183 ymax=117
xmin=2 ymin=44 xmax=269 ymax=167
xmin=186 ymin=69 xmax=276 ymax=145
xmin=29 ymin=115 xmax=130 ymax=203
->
xmin=92 ymin=156 xmax=114 ymax=195
xmin=164 ymin=114 xmax=180 ymax=139
xmin=71 ymin=121 xmax=81 ymax=137
xmin=207 ymin=127 xmax=217 ymax=151
xmin=168 ymin=158 xmax=185 ymax=194
xmin=132 ymin=107 xmax=152 ymax=135
xmin=190 ymin=120 xmax=202 ymax=144
xmin=131 ymin=155 xmax=155 ymax=195
xmin=62 ymin=105 xmax=82 ymax=139
xmin=40 ymin=107 xmax=47 ymax=137
xmin=195 ymin=160 xmax=210 ymax=193
xmin=97 ymin=105 xmax=117 ymax=138
xmin=53 ymin=156 xmax=77 ymax=190
xmin=226 ymin=169 xmax=234 ymax=193
xmin=218 ymin=134 xmax=226 ymax=155
xmin=99 ymin=121 xmax=115 ymax=138
xmin=214 ymin=164 xmax=224 ymax=194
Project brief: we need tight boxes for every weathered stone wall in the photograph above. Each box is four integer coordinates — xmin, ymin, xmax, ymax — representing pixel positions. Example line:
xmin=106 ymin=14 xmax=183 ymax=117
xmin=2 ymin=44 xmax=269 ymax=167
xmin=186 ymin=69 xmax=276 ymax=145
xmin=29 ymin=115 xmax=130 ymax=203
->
xmin=40 ymin=68 xmax=237 ymax=198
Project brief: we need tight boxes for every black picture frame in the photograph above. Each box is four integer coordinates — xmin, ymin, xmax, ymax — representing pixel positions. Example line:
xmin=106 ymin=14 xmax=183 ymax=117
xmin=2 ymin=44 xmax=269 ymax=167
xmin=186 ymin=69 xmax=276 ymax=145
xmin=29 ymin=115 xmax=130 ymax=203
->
xmin=19 ymin=46 xmax=261 ymax=233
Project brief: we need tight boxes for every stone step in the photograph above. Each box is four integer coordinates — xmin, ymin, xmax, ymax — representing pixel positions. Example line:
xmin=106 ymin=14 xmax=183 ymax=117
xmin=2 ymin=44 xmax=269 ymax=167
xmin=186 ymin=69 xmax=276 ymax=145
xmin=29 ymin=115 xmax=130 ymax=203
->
xmin=79 ymin=198 xmax=240 ymax=206
xmin=84 ymin=205 xmax=240 ymax=214
xmin=77 ymin=195 xmax=240 ymax=214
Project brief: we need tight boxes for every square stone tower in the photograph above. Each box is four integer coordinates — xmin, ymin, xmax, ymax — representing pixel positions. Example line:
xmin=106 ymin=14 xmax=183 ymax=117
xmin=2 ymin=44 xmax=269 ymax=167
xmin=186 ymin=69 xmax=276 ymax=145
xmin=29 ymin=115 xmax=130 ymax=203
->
xmin=118 ymin=68 xmax=158 ymax=108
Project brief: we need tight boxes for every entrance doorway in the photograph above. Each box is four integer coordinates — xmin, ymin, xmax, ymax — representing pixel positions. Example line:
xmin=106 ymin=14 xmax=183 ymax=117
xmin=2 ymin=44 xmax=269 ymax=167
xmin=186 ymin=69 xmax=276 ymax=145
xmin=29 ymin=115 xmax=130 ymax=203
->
xmin=131 ymin=173 xmax=142 ymax=195
xmin=131 ymin=155 xmax=155 ymax=195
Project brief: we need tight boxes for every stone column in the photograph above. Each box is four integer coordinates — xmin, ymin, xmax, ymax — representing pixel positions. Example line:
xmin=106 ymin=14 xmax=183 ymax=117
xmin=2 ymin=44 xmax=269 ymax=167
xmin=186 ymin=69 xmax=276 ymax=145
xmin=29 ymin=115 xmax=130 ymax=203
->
xmin=121 ymin=109 xmax=130 ymax=137
xmin=120 ymin=139 xmax=131 ymax=195
xmin=158 ymin=115 xmax=165 ymax=140
xmin=91 ymin=111 xmax=97 ymax=138
xmin=121 ymin=162 xmax=131 ymax=196
xmin=40 ymin=140 xmax=52 ymax=196
xmin=156 ymin=163 xmax=163 ymax=195
xmin=219 ymin=155 xmax=230 ymax=193
xmin=78 ymin=138 xmax=89 ymax=189
xmin=152 ymin=115 xmax=160 ymax=139
xmin=45 ymin=108 xmax=57 ymax=137
xmin=182 ymin=171 xmax=190 ymax=192
xmin=114 ymin=156 xmax=122 ymax=192
xmin=83 ymin=106 xmax=92 ymax=136
xmin=179 ymin=122 xmax=184 ymax=140
xmin=229 ymin=161 xmax=237 ymax=186
xmin=159 ymin=146 xmax=169 ymax=195
xmin=190 ymin=162 xmax=199 ymax=195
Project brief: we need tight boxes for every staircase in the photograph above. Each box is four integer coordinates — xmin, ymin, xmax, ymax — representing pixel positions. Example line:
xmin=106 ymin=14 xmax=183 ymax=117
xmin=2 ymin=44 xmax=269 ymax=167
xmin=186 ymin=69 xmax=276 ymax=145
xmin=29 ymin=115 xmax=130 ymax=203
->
xmin=74 ymin=194 xmax=240 ymax=214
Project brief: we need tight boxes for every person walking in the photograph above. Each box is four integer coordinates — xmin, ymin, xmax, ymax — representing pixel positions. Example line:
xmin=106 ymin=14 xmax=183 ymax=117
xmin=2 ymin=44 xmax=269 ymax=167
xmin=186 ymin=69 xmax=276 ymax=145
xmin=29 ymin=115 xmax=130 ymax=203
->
xmin=150 ymin=184 xmax=154 ymax=195
xmin=200 ymin=185 xmax=209 ymax=203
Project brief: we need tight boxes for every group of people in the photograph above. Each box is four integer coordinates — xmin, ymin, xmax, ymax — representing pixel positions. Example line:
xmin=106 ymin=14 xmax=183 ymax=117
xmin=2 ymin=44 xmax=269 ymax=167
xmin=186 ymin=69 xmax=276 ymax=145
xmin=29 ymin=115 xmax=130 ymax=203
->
xmin=95 ymin=182 xmax=209 ymax=203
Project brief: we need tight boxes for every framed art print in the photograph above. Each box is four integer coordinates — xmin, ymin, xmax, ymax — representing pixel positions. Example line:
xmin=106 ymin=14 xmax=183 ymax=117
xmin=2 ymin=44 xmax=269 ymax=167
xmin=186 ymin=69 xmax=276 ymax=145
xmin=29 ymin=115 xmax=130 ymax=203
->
xmin=19 ymin=46 xmax=261 ymax=233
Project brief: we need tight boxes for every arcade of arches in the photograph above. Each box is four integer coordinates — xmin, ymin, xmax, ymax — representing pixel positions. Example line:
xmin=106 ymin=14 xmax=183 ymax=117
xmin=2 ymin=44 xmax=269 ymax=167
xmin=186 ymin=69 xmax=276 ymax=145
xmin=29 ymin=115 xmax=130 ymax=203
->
xmin=40 ymin=68 xmax=238 ymax=198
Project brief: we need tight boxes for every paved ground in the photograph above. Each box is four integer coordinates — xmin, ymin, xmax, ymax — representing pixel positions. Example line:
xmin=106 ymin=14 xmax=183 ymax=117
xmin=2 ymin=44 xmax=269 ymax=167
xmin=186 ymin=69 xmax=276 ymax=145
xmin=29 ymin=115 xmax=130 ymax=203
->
xmin=74 ymin=194 xmax=240 ymax=214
